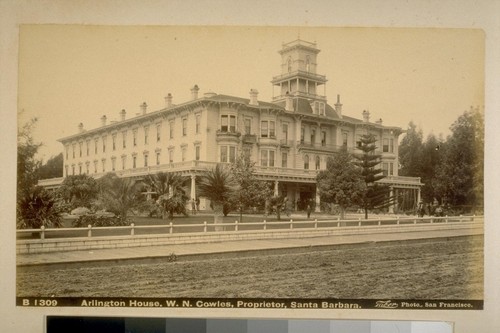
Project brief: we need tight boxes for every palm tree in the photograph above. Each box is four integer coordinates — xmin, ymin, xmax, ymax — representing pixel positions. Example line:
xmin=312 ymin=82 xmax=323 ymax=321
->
xmin=197 ymin=164 xmax=237 ymax=228
xmin=97 ymin=173 xmax=143 ymax=221
xmin=144 ymin=172 xmax=189 ymax=219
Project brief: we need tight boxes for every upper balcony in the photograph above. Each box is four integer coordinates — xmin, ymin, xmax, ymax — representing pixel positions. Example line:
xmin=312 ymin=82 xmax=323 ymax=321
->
xmin=272 ymin=70 xmax=327 ymax=84
xmin=216 ymin=130 xmax=241 ymax=143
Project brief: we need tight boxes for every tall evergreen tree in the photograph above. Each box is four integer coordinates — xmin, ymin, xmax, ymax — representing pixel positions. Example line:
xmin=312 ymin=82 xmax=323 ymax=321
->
xmin=317 ymin=148 xmax=366 ymax=219
xmin=37 ymin=153 xmax=63 ymax=179
xmin=399 ymin=121 xmax=424 ymax=177
xmin=353 ymin=133 xmax=391 ymax=219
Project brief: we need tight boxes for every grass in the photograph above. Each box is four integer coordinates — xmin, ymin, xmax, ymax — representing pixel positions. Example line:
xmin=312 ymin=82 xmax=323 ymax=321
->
xmin=16 ymin=235 xmax=483 ymax=299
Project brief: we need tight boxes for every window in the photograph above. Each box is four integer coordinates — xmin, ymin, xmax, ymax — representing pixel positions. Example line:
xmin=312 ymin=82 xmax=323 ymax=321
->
xmin=121 ymin=156 xmax=126 ymax=170
xmin=281 ymin=152 xmax=288 ymax=168
xmin=72 ymin=144 xmax=75 ymax=158
xmin=86 ymin=140 xmax=90 ymax=156
xmin=93 ymin=161 xmax=98 ymax=173
xmin=102 ymin=136 xmax=106 ymax=153
xmin=156 ymin=124 xmax=161 ymax=142
xmin=304 ymin=154 xmax=309 ymax=169
xmin=144 ymin=154 xmax=148 ymax=167
xmin=102 ymin=159 xmax=106 ymax=172
xmin=79 ymin=142 xmax=82 ymax=157
xmin=94 ymin=139 xmax=98 ymax=154
xmin=112 ymin=158 xmax=116 ymax=171
xmin=169 ymin=149 xmax=174 ymax=163
xmin=260 ymin=120 xmax=275 ymax=138
xmin=301 ymin=127 xmax=305 ymax=143
xmin=260 ymin=150 xmax=275 ymax=167
xmin=132 ymin=156 xmax=137 ymax=169
xmin=181 ymin=148 xmax=186 ymax=162
xmin=244 ymin=118 xmax=251 ymax=134
xmin=144 ymin=126 xmax=149 ymax=144
xmin=287 ymin=56 xmax=292 ymax=73
xmin=182 ymin=118 xmax=187 ymax=136
xmin=383 ymin=138 xmax=394 ymax=152
xmin=196 ymin=115 xmax=201 ymax=134
xmin=195 ymin=146 xmax=200 ymax=161
xmin=169 ymin=121 xmax=174 ymax=139
xmin=311 ymin=128 xmax=316 ymax=144
xmin=321 ymin=131 xmax=326 ymax=146
xmin=122 ymin=130 xmax=127 ymax=149
xmin=220 ymin=146 xmax=236 ymax=163
xmin=133 ymin=130 xmax=137 ymax=147
xmin=319 ymin=102 xmax=325 ymax=116
xmin=221 ymin=115 xmax=236 ymax=132
xmin=156 ymin=152 xmax=160 ymax=165
xmin=356 ymin=135 xmax=363 ymax=148
xmin=282 ymin=123 xmax=288 ymax=141
xmin=382 ymin=162 xmax=394 ymax=176
xmin=79 ymin=164 xmax=82 ymax=175
xmin=315 ymin=156 xmax=321 ymax=170
xmin=342 ymin=132 xmax=348 ymax=147
xmin=260 ymin=120 xmax=268 ymax=138
xmin=85 ymin=162 xmax=89 ymax=174
xmin=112 ymin=134 xmax=116 ymax=151
xmin=72 ymin=165 xmax=75 ymax=175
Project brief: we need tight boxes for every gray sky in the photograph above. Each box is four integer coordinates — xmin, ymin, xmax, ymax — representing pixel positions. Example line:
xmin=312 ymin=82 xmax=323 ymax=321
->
xmin=18 ymin=25 xmax=484 ymax=161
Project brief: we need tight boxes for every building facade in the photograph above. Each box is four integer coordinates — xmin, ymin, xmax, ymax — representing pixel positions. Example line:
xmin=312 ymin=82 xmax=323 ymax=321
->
xmin=44 ymin=39 xmax=422 ymax=213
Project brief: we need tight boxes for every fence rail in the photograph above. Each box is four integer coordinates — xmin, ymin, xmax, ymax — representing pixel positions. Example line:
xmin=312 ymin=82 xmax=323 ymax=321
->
xmin=16 ymin=215 xmax=482 ymax=241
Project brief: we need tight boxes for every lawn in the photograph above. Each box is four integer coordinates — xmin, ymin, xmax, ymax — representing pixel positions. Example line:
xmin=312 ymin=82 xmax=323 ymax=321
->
xmin=17 ymin=235 xmax=483 ymax=299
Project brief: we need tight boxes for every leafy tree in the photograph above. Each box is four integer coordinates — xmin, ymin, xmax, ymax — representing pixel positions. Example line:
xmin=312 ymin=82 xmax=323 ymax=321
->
xmin=316 ymin=149 xmax=366 ymax=219
xmin=143 ymin=172 xmax=189 ymax=220
xmin=17 ymin=117 xmax=42 ymax=195
xmin=435 ymin=107 xmax=484 ymax=210
xmin=197 ymin=164 xmax=237 ymax=227
xmin=17 ymin=117 xmax=63 ymax=229
xmin=419 ymin=133 xmax=444 ymax=203
xmin=399 ymin=121 xmax=424 ymax=177
xmin=353 ymin=133 xmax=391 ymax=218
xmin=96 ymin=173 xmax=144 ymax=221
xmin=58 ymin=174 xmax=99 ymax=209
xmin=37 ymin=153 xmax=63 ymax=179
xmin=229 ymin=153 xmax=273 ymax=221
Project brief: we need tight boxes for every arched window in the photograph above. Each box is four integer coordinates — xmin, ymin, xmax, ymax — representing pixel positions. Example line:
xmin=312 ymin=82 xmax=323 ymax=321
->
xmin=287 ymin=57 xmax=292 ymax=73
xmin=304 ymin=154 xmax=309 ymax=170
xmin=315 ymin=156 xmax=321 ymax=170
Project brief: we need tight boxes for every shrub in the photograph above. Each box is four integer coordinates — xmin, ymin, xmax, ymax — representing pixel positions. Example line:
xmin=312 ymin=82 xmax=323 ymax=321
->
xmin=73 ymin=214 xmax=130 ymax=227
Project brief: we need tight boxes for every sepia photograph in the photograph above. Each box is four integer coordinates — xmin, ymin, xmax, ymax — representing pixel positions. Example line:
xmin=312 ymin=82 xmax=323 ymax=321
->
xmin=14 ymin=25 xmax=484 ymax=310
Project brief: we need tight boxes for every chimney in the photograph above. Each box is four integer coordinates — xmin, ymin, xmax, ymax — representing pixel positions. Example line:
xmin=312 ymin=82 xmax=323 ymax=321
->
xmin=249 ymin=89 xmax=259 ymax=106
xmin=165 ymin=93 xmax=173 ymax=108
xmin=376 ymin=118 xmax=383 ymax=125
xmin=78 ymin=122 xmax=84 ymax=133
xmin=120 ymin=109 xmax=126 ymax=121
xmin=191 ymin=84 xmax=200 ymax=100
xmin=285 ymin=91 xmax=294 ymax=111
xmin=140 ymin=102 xmax=147 ymax=115
xmin=362 ymin=110 xmax=370 ymax=123
xmin=101 ymin=115 xmax=107 ymax=126
xmin=335 ymin=94 xmax=343 ymax=116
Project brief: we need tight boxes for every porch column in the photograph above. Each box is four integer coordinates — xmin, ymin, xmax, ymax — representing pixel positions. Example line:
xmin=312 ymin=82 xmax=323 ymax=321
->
xmin=274 ymin=180 xmax=279 ymax=196
xmin=315 ymin=186 xmax=321 ymax=212
xmin=389 ymin=187 xmax=394 ymax=214
xmin=417 ymin=187 xmax=421 ymax=205
xmin=190 ymin=174 xmax=196 ymax=199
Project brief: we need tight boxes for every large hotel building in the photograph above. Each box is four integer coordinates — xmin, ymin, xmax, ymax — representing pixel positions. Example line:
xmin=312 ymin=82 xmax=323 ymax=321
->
xmin=41 ymin=39 xmax=423 ymax=213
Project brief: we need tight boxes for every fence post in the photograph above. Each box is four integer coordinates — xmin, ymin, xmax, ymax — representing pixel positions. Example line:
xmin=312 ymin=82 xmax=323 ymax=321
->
xmin=263 ymin=220 xmax=267 ymax=230
xmin=397 ymin=217 xmax=400 ymax=225
xmin=87 ymin=224 xmax=92 ymax=238
xmin=204 ymin=221 xmax=207 ymax=233
xmin=413 ymin=218 xmax=417 ymax=224
xmin=314 ymin=219 xmax=318 ymax=229
xmin=445 ymin=215 xmax=449 ymax=223
xmin=130 ymin=223 xmax=135 ymax=236
xmin=169 ymin=222 xmax=173 ymax=234
xmin=378 ymin=220 xmax=381 ymax=226
xmin=290 ymin=219 xmax=293 ymax=229
xmin=358 ymin=218 xmax=361 ymax=227
xmin=235 ymin=220 xmax=238 ymax=232
xmin=40 ymin=226 xmax=45 ymax=240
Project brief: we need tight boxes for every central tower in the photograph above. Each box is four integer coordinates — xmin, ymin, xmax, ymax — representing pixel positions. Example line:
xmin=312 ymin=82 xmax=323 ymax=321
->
xmin=271 ymin=39 xmax=328 ymax=105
